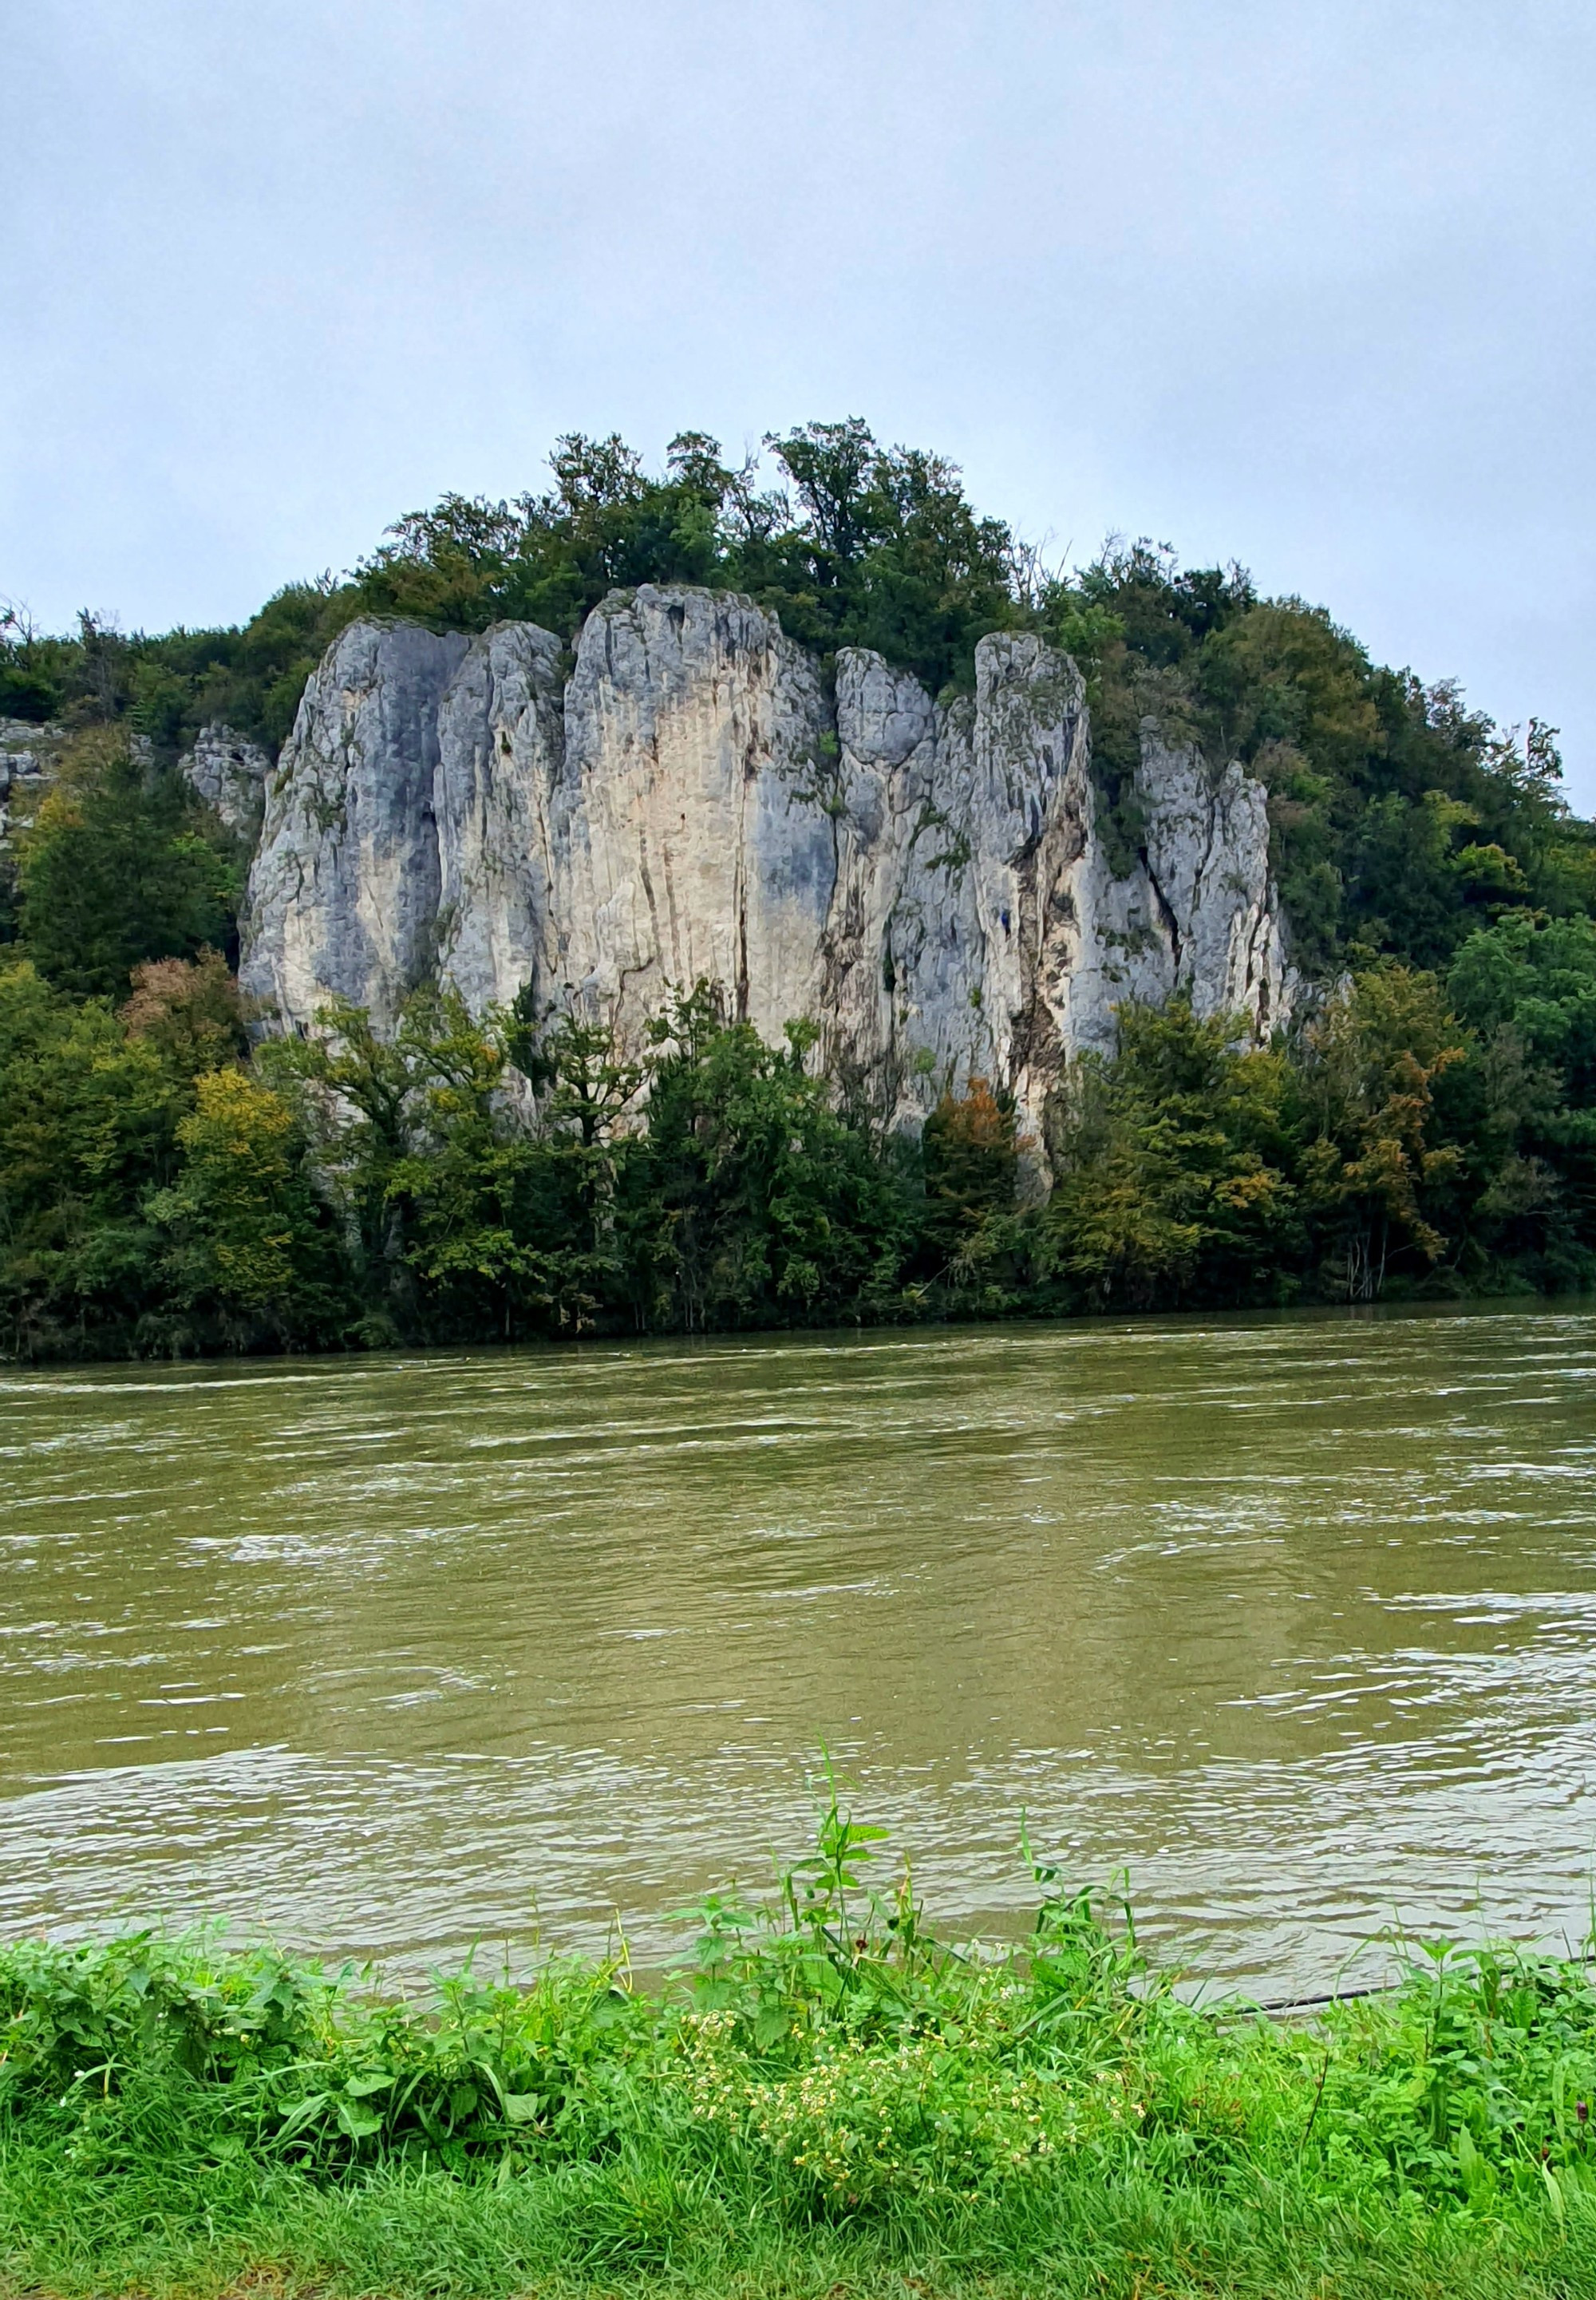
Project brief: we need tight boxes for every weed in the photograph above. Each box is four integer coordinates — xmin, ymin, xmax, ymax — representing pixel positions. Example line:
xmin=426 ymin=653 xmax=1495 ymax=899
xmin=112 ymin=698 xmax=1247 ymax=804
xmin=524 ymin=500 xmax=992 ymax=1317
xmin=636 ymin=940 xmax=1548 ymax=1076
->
xmin=3 ymin=1791 xmax=1594 ymax=2297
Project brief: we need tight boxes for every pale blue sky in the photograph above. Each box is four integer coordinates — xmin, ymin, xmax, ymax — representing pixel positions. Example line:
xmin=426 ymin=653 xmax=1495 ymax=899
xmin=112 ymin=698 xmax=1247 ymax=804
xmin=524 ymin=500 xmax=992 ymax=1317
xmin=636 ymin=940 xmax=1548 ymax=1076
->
xmin=6 ymin=0 xmax=1594 ymax=802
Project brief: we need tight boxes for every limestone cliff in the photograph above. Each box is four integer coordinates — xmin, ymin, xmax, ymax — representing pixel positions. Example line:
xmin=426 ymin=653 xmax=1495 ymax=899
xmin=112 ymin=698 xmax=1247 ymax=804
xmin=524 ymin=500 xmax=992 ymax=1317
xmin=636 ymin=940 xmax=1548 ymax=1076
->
xmin=243 ymin=622 xmax=468 ymax=1029
xmin=239 ymin=586 xmax=1295 ymax=1139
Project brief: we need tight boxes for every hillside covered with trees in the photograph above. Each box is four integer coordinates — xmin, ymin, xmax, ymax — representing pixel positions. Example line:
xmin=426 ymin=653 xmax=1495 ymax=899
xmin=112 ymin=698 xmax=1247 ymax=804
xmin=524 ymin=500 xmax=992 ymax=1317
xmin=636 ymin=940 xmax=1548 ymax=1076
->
xmin=3 ymin=421 xmax=1595 ymax=1358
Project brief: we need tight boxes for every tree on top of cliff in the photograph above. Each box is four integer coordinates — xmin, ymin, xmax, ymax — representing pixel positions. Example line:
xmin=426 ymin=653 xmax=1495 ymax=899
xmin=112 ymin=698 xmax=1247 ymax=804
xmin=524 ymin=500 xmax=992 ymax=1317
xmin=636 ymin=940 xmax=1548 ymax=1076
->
xmin=7 ymin=423 xmax=1586 ymax=989
xmin=754 ymin=421 xmax=1023 ymax=689
xmin=1041 ymin=539 xmax=1586 ymax=974
xmin=346 ymin=420 xmax=1022 ymax=698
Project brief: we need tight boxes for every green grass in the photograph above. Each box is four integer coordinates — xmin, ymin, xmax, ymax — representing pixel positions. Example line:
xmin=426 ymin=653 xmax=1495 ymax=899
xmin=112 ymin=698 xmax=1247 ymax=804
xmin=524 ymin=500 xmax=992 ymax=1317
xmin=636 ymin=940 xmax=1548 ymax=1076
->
xmin=5 ymin=1793 xmax=1596 ymax=2298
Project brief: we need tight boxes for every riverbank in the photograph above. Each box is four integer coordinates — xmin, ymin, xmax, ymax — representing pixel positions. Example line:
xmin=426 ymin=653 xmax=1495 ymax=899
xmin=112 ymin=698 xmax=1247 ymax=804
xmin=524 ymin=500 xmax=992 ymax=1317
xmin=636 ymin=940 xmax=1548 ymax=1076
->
xmin=6 ymin=1806 xmax=1595 ymax=2299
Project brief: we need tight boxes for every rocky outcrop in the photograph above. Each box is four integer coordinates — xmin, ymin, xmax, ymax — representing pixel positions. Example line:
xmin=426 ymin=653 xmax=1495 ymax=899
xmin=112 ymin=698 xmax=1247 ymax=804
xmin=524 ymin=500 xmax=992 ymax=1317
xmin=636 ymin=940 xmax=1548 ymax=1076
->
xmin=3 ymin=717 xmax=273 ymax=866
xmin=554 ymin=589 xmax=839 ymax=1041
xmin=181 ymin=725 xmax=273 ymax=839
xmin=241 ymin=587 xmax=1296 ymax=1141
xmin=243 ymin=622 xmax=468 ymax=1029
xmin=432 ymin=620 xmax=566 ymax=1018
xmin=0 ymin=719 xmax=65 ymax=856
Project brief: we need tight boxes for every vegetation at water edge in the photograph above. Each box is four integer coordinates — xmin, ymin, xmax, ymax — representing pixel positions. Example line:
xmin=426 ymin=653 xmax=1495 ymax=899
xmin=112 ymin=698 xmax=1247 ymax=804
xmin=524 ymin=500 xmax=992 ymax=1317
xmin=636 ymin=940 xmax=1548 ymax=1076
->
xmin=4 ymin=1794 xmax=1596 ymax=2298
xmin=3 ymin=421 xmax=1595 ymax=1357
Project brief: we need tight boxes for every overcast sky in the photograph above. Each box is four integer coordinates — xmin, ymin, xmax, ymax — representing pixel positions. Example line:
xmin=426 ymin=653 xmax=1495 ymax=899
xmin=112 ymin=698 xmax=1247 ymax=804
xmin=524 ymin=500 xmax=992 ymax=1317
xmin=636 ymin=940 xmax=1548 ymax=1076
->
xmin=6 ymin=0 xmax=1594 ymax=801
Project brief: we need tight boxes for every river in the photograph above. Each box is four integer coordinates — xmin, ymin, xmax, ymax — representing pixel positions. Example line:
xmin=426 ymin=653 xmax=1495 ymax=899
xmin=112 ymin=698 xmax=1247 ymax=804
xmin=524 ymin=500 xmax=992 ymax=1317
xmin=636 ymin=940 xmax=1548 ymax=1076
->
xmin=3 ymin=1303 xmax=1595 ymax=1998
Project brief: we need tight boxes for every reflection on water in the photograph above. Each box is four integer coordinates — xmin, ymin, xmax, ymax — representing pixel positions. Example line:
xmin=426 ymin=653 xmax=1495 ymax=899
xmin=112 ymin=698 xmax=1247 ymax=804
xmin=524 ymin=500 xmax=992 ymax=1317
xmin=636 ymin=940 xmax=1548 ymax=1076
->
xmin=3 ymin=1304 xmax=1595 ymax=1997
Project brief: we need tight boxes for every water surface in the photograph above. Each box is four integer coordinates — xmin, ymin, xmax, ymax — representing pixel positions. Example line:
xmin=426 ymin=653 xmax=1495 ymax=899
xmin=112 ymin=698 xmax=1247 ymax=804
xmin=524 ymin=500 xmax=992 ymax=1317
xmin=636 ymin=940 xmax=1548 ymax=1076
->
xmin=4 ymin=1305 xmax=1595 ymax=1997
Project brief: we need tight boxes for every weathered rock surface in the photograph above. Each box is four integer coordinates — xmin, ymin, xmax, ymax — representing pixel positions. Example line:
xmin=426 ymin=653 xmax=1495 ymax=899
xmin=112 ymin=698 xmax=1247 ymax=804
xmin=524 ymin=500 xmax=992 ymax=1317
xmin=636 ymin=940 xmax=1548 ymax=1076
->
xmin=241 ymin=587 xmax=1295 ymax=1140
xmin=555 ymin=588 xmax=839 ymax=1040
xmin=0 ymin=719 xmax=65 ymax=856
xmin=431 ymin=620 xmax=567 ymax=1018
xmin=181 ymin=725 xmax=273 ymax=839
xmin=242 ymin=621 xmax=468 ymax=1029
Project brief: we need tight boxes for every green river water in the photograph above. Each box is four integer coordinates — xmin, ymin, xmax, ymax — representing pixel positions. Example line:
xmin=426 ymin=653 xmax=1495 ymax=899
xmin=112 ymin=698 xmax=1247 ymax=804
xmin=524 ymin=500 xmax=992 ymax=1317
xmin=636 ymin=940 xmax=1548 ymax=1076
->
xmin=3 ymin=1304 xmax=1595 ymax=1998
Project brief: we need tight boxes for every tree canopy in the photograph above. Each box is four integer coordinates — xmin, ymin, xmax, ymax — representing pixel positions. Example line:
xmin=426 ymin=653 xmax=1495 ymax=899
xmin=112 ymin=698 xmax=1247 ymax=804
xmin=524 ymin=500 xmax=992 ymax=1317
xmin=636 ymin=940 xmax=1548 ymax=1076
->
xmin=6 ymin=424 xmax=1585 ymax=989
xmin=2 ymin=421 xmax=1593 ymax=1358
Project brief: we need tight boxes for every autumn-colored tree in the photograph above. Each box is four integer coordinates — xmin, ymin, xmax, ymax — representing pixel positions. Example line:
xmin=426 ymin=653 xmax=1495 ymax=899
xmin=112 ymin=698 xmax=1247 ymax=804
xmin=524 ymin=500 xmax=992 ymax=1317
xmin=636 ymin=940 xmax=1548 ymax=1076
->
xmin=919 ymin=1079 xmax=1022 ymax=1294
xmin=120 ymin=950 xmax=251 ymax=1077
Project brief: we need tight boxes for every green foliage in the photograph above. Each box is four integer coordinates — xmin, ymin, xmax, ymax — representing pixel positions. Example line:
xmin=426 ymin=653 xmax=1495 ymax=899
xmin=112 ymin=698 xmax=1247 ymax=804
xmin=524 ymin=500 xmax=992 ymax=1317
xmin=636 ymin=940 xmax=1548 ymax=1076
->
xmin=1045 ymin=1002 xmax=1302 ymax=1309
xmin=918 ymin=1077 xmax=1027 ymax=1307
xmin=1445 ymin=913 xmax=1596 ymax=1274
xmin=146 ymin=1066 xmax=346 ymax=1348
xmin=0 ymin=951 xmax=342 ymax=1357
xmin=0 ymin=959 xmax=184 ymax=1356
xmin=2 ymin=424 xmax=1020 ymax=777
xmin=353 ymin=421 xmax=1021 ymax=696
xmin=243 ymin=982 xmax=921 ymax=1351
xmin=1449 ymin=913 xmax=1596 ymax=1105
xmin=180 ymin=578 xmax=365 ymax=753
xmin=6 ymin=1800 xmax=1596 ymax=2298
xmin=1040 ymin=968 xmax=1596 ymax=1310
xmin=10 ymin=427 xmax=1586 ymax=994
xmin=0 ymin=603 xmax=62 ymax=721
xmin=7 ymin=943 xmax=1596 ymax=1361
xmin=6 ymin=420 xmax=1596 ymax=1355
xmin=353 ymin=433 xmax=729 ymax=639
xmin=625 ymin=986 xmax=918 ymax=1331
xmin=259 ymin=992 xmax=640 ymax=1344
xmin=750 ymin=421 xmax=1023 ymax=689
xmin=1294 ymin=966 xmax=1472 ymax=1297
xmin=0 ymin=585 xmax=361 ymax=768
xmin=1045 ymin=542 xmax=1575 ymax=974
xmin=385 ymin=996 xmax=576 ymax=1338
xmin=15 ymin=729 xmax=240 ymax=998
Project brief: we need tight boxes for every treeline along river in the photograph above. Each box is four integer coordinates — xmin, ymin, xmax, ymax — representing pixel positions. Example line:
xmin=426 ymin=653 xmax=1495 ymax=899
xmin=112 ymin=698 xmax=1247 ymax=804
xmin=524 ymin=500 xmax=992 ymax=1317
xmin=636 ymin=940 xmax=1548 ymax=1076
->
xmin=3 ymin=1302 xmax=1595 ymax=2000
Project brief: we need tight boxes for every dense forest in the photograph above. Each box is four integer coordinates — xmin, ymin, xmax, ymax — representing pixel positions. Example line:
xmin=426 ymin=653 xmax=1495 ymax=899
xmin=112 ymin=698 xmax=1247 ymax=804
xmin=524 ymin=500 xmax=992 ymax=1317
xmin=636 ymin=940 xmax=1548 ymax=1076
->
xmin=3 ymin=421 xmax=1595 ymax=1358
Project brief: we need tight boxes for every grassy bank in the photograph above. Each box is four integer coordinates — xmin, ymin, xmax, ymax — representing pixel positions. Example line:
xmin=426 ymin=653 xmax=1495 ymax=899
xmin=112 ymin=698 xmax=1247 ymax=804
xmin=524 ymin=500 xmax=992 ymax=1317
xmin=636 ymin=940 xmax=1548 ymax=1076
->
xmin=5 ymin=1800 xmax=1596 ymax=2299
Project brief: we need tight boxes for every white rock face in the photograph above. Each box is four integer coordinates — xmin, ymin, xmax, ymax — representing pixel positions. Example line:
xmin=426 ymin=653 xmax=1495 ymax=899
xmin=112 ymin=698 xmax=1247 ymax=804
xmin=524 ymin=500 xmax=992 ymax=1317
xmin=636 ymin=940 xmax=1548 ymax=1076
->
xmin=181 ymin=725 xmax=273 ymax=839
xmin=1041 ymin=732 xmax=1294 ymax=1065
xmin=433 ymin=621 xmax=567 ymax=1017
xmin=241 ymin=621 xmax=468 ymax=1029
xmin=241 ymin=587 xmax=1295 ymax=1144
xmin=551 ymin=588 xmax=838 ymax=1037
